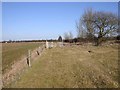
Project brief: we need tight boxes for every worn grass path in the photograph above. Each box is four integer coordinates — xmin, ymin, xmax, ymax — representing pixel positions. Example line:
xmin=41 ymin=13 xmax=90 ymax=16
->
xmin=10 ymin=44 xmax=119 ymax=88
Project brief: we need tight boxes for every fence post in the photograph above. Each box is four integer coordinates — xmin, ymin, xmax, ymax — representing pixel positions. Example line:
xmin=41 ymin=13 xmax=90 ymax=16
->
xmin=38 ymin=47 xmax=41 ymax=55
xmin=51 ymin=42 xmax=53 ymax=48
xmin=28 ymin=50 xmax=31 ymax=67
xmin=46 ymin=41 xmax=49 ymax=49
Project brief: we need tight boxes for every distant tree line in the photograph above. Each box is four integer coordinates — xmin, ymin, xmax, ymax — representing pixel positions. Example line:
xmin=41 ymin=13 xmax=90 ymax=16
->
xmin=63 ymin=36 xmax=119 ymax=43
xmin=2 ymin=39 xmax=58 ymax=43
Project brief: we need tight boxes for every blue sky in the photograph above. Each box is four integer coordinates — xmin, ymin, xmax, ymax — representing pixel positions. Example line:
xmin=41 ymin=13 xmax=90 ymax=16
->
xmin=2 ymin=2 xmax=118 ymax=41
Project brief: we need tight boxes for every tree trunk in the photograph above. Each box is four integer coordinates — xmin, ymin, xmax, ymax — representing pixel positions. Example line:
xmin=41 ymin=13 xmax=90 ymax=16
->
xmin=96 ymin=36 xmax=103 ymax=46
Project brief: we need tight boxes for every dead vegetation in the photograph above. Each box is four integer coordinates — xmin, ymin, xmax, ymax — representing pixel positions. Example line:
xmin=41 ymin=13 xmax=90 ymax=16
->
xmin=9 ymin=43 xmax=119 ymax=88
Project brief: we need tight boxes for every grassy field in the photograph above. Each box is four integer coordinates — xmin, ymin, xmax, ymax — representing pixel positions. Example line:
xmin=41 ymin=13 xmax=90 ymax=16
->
xmin=2 ymin=42 xmax=42 ymax=74
xmin=10 ymin=44 xmax=119 ymax=88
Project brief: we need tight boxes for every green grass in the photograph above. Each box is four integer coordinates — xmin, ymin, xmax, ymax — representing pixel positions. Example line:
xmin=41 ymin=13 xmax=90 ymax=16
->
xmin=10 ymin=44 xmax=119 ymax=88
xmin=2 ymin=42 xmax=42 ymax=74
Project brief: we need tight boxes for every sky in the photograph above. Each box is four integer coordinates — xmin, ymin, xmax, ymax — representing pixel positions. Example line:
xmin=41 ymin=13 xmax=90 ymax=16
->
xmin=2 ymin=2 xmax=118 ymax=41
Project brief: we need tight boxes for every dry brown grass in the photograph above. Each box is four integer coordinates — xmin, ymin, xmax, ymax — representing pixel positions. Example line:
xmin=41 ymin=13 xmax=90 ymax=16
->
xmin=9 ymin=43 xmax=119 ymax=88
xmin=2 ymin=42 xmax=42 ymax=74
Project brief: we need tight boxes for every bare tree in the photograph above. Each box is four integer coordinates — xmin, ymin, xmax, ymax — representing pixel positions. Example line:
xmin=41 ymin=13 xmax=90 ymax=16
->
xmin=69 ymin=31 xmax=73 ymax=40
xmin=82 ymin=8 xmax=95 ymax=38
xmin=81 ymin=9 xmax=118 ymax=45
xmin=76 ymin=8 xmax=94 ymax=39
xmin=69 ymin=31 xmax=73 ymax=43
xmin=64 ymin=32 xmax=70 ymax=40
xmin=76 ymin=19 xmax=87 ymax=38
xmin=76 ymin=19 xmax=81 ymax=38
xmin=64 ymin=31 xmax=73 ymax=43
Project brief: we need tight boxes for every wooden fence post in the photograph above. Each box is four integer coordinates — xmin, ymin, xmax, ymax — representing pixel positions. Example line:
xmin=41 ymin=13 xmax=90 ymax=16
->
xmin=38 ymin=47 xmax=41 ymax=55
xmin=27 ymin=50 xmax=31 ymax=67
xmin=51 ymin=42 xmax=53 ymax=48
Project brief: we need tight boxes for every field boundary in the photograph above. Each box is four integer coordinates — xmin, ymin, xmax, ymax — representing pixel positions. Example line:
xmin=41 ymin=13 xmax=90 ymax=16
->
xmin=2 ymin=44 xmax=46 ymax=87
xmin=2 ymin=42 xmax=65 ymax=87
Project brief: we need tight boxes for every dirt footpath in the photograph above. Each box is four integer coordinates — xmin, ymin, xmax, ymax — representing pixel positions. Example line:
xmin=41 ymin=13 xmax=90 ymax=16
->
xmin=10 ymin=44 xmax=119 ymax=88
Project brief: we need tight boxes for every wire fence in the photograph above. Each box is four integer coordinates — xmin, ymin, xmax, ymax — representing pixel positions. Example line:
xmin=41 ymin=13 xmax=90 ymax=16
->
xmin=2 ymin=42 xmax=64 ymax=87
